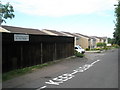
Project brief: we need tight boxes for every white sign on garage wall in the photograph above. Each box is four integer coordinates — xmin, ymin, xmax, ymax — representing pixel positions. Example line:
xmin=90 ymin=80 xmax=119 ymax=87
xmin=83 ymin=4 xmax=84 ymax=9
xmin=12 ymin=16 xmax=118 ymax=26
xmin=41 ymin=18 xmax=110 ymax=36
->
xmin=14 ymin=34 xmax=29 ymax=41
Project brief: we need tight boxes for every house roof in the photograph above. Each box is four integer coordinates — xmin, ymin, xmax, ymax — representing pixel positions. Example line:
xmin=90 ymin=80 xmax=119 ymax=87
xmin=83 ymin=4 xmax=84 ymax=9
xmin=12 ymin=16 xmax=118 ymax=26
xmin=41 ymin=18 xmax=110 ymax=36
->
xmin=2 ymin=25 xmax=47 ymax=35
xmin=72 ymin=33 xmax=84 ymax=37
xmin=41 ymin=29 xmax=67 ymax=36
xmin=75 ymin=33 xmax=92 ymax=39
xmin=101 ymin=37 xmax=107 ymax=40
xmin=61 ymin=31 xmax=76 ymax=37
xmin=91 ymin=36 xmax=107 ymax=40
xmin=0 ymin=27 xmax=10 ymax=32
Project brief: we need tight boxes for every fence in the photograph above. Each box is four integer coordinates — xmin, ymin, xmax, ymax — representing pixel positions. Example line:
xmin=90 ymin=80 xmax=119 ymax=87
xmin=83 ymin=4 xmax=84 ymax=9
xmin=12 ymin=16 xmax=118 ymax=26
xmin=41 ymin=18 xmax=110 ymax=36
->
xmin=2 ymin=33 xmax=74 ymax=72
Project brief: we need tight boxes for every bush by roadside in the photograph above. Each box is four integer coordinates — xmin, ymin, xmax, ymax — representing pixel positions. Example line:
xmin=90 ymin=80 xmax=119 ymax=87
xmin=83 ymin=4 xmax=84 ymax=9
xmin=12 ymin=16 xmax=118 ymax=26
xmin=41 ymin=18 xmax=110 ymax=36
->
xmin=74 ymin=50 xmax=85 ymax=58
xmin=85 ymin=46 xmax=115 ymax=51
xmin=86 ymin=48 xmax=102 ymax=51
xmin=112 ymin=44 xmax=120 ymax=48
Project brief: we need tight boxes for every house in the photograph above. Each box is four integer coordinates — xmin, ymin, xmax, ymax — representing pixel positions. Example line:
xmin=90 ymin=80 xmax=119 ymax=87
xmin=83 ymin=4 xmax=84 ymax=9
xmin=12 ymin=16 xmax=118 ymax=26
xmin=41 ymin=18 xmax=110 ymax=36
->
xmin=41 ymin=29 xmax=108 ymax=50
xmin=60 ymin=32 xmax=97 ymax=50
xmin=74 ymin=33 xmax=96 ymax=49
xmin=91 ymin=36 xmax=108 ymax=48
xmin=2 ymin=25 xmax=74 ymax=72
xmin=89 ymin=37 xmax=96 ymax=49
xmin=101 ymin=37 xmax=108 ymax=44
xmin=41 ymin=30 xmax=97 ymax=50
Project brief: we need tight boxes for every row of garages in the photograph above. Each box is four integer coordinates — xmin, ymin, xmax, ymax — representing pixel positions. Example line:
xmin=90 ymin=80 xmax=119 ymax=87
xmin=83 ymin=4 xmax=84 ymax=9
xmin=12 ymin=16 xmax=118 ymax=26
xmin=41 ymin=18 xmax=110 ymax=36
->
xmin=39 ymin=29 xmax=108 ymax=49
xmin=1 ymin=25 xmax=107 ymax=72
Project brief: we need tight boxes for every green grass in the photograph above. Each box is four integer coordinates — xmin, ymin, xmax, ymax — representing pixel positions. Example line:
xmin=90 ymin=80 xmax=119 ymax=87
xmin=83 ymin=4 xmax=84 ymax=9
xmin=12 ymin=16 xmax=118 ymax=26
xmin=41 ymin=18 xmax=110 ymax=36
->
xmin=2 ymin=62 xmax=55 ymax=81
xmin=2 ymin=55 xmax=79 ymax=81
xmin=76 ymin=53 xmax=85 ymax=57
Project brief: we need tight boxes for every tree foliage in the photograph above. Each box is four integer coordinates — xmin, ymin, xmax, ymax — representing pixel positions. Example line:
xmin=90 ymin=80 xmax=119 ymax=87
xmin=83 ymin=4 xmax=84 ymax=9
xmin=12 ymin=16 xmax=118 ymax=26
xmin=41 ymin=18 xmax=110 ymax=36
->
xmin=0 ymin=1 xmax=15 ymax=25
xmin=114 ymin=1 xmax=120 ymax=46
xmin=108 ymin=38 xmax=114 ymax=45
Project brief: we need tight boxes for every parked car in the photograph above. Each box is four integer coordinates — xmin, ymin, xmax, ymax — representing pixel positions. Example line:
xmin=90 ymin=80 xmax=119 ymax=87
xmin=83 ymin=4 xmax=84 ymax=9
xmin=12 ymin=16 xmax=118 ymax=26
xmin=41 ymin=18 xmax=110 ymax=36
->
xmin=75 ymin=45 xmax=85 ymax=54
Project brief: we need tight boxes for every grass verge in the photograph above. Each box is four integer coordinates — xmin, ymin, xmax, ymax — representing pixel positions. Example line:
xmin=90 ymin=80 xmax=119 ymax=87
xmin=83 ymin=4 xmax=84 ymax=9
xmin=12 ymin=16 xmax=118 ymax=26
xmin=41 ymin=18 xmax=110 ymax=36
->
xmin=2 ymin=56 xmax=75 ymax=82
xmin=3 ymin=61 xmax=57 ymax=81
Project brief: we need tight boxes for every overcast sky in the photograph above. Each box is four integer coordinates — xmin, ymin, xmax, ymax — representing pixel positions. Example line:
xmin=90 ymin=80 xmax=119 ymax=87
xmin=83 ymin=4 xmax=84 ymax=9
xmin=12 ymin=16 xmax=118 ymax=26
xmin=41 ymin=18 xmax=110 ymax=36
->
xmin=2 ymin=0 xmax=117 ymax=38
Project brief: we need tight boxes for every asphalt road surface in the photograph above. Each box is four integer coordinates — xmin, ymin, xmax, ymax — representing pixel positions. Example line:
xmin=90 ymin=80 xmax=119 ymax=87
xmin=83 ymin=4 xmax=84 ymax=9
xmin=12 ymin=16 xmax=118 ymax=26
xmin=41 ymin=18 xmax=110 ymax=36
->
xmin=3 ymin=49 xmax=118 ymax=89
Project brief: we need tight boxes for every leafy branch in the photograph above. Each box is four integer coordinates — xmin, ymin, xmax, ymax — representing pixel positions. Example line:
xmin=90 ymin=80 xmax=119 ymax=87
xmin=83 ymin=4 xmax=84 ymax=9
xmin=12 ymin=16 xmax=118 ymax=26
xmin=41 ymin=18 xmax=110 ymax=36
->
xmin=0 ymin=1 xmax=15 ymax=25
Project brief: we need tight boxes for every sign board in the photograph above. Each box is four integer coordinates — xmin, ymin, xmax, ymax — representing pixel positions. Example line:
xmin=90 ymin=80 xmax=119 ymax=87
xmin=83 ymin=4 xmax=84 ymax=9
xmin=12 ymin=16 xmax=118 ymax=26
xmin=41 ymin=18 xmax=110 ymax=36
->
xmin=14 ymin=34 xmax=29 ymax=41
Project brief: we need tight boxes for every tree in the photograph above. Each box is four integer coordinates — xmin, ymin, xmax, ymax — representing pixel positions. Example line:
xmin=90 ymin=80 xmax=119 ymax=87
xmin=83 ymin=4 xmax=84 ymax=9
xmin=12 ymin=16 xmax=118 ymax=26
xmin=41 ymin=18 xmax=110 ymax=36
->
xmin=114 ymin=1 xmax=120 ymax=46
xmin=0 ymin=1 xmax=15 ymax=25
xmin=108 ymin=38 xmax=114 ymax=45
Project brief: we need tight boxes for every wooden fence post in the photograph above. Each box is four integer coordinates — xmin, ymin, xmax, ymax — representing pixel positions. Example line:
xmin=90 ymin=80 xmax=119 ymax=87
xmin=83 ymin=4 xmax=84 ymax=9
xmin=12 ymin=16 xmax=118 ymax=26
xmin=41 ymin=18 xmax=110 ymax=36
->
xmin=20 ymin=44 xmax=23 ymax=68
xmin=54 ymin=43 xmax=56 ymax=60
xmin=41 ymin=42 xmax=43 ymax=64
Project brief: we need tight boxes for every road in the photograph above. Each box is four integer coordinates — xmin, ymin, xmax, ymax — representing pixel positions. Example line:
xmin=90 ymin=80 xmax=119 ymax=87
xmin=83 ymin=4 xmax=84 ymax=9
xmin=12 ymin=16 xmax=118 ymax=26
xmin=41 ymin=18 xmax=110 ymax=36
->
xmin=3 ymin=49 xmax=118 ymax=89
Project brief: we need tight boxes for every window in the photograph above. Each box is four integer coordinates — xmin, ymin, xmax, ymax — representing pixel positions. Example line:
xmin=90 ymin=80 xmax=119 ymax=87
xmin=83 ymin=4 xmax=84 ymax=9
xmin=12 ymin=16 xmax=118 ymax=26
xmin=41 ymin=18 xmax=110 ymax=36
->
xmin=76 ymin=37 xmax=80 ymax=40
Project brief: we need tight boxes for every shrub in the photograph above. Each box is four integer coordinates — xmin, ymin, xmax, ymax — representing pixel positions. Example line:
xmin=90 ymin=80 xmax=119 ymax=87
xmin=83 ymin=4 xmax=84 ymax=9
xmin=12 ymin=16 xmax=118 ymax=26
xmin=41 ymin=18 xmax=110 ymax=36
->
xmin=103 ymin=47 xmax=111 ymax=50
xmin=74 ymin=50 xmax=84 ymax=58
xmin=90 ymin=48 xmax=100 ymax=51
xmin=86 ymin=48 xmax=90 ymax=51
xmin=97 ymin=42 xmax=106 ymax=48
xmin=112 ymin=44 xmax=120 ymax=48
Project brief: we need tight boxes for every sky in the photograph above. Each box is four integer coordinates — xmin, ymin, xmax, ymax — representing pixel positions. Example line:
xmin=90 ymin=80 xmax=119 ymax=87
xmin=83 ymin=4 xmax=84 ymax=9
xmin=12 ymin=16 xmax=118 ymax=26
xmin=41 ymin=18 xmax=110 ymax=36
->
xmin=1 ymin=0 xmax=118 ymax=38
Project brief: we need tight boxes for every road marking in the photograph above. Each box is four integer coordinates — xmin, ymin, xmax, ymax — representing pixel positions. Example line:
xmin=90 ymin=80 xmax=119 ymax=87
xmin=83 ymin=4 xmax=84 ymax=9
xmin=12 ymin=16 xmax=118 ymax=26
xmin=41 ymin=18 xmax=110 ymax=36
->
xmin=91 ymin=59 xmax=100 ymax=66
xmin=45 ymin=60 xmax=100 ymax=86
xmin=36 ymin=86 xmax=47 ymax=90
xmin=45 ymin=73 xmax=75 ymax=85
xmin=37 ymin=59 xmax=101 ymax=88
xmin=45 ymin=80 xmax=60 ymax=85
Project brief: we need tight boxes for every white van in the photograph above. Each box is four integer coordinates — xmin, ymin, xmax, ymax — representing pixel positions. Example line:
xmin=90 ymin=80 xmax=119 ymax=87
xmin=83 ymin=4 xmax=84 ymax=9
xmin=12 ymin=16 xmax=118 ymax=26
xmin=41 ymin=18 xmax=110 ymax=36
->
xmin=75 ymin=45 xmax=85 ymax=54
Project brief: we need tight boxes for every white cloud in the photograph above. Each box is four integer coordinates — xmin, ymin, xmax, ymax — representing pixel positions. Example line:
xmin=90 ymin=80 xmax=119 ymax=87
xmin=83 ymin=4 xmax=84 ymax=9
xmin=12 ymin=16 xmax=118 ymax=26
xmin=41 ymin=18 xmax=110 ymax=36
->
xmin=2 ymin=0 xmax=118 ymax=17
